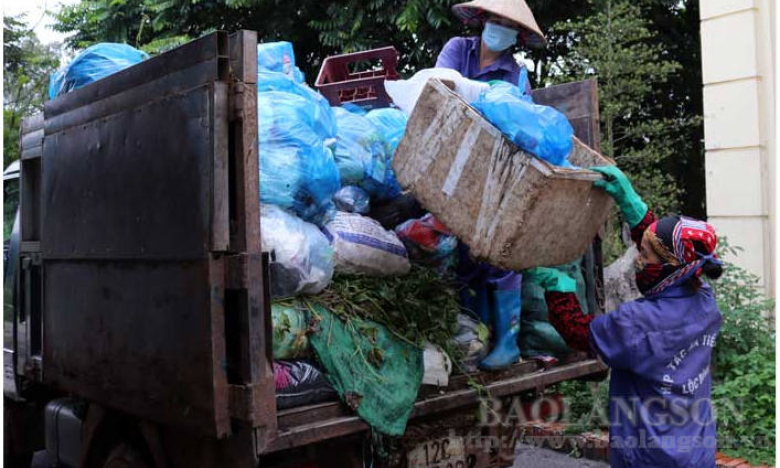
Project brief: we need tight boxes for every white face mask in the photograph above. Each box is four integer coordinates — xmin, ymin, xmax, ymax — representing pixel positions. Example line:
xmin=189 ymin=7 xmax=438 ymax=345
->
xmin=482 ymin=21 xmax=519 ymax=52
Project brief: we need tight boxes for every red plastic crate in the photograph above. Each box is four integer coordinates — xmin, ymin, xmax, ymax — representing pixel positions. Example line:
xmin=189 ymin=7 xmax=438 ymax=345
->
xmin=315 ymin=46 xmax=399 ymax=109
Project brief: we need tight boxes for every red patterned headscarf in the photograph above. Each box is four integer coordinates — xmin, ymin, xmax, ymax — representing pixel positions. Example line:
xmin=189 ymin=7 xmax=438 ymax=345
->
xmin=640 ymin=215 xmax=721 ymax=295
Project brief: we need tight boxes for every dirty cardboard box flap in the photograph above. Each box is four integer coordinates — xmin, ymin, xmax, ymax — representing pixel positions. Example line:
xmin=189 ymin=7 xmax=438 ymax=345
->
xmin=393 ymin=78 xmax=614 ymax=270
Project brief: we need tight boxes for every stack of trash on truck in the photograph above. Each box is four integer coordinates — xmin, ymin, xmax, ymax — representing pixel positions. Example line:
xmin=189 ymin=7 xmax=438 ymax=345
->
xmin=48 ymin=40 xmax=607 ymax=437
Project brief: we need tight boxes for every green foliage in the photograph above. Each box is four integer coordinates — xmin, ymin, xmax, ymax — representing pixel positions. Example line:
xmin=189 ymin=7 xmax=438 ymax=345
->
xmin=3 ymin=15 xmax=60 ymax=168
xmin=554 ymin=379 xmax=610 ymax=434
xmin=711 ymin=347 xmax=775 ymax=465
xmin=309 ymin=0 xmax=457 ymax=74
xmin=53 ymin=0 xmax=150 ymax=49
xmin=50 ymin=0 xmax=600 ymax=82
xmin=710 ymin=240 xmax=775 ymax=378
xmin=302 ymin=266 xmax=463 ymax=361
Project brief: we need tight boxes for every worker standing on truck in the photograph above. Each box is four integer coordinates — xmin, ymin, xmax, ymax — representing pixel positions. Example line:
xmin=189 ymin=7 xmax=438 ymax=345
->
xmin=525 ymin=165 xmax=723 ymax=468
xmin=435 ymin=0 xmax=545 ymax=370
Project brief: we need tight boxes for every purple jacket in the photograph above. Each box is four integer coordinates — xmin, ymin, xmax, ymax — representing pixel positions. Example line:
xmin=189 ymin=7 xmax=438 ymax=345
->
xmin=435 ymin=36 xmax=530 ymax=93
xmin=590 ymin=283 xmax=722 ymax=468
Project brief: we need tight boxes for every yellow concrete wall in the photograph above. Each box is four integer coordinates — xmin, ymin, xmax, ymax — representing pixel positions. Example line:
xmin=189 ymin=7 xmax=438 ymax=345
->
xmin=701 ymin=0 xmax=775 ymax=297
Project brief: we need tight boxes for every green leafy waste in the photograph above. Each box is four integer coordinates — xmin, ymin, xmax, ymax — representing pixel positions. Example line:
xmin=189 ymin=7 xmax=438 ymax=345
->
xmin=278 ymin=266 xmax=464 ymax=363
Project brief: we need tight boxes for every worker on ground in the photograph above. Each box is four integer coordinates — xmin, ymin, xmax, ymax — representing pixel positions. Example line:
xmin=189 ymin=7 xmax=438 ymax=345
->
xmin=435 ymin=0 xmax=545 ymax=370
xmin=525 ymin=166 xmax=723 ymax=468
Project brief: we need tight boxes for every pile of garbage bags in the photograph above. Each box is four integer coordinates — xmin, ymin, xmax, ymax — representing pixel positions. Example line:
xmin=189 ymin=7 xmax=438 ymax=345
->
xmin=256 ymin=47 xmax=340 ymax=226
xmin=332 ymin=106 xmax=404 ymax=200
xmin=257 ymin=41 xmax=420 ymax=297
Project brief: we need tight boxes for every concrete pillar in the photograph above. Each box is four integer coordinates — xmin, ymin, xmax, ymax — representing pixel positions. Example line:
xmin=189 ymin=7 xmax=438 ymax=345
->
xmin=700 ymin=0 xmax=775 ymax=297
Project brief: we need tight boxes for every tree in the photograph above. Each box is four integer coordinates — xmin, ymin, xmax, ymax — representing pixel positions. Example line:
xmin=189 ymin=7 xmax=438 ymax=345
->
xmin=642 ymin=0 xmax=705 ymax=219
xmin=3 ymin=15 xmax=60 ymax=168
xmin=51 ymin=0 xmax=595 ymax=81
xmin=546 ymin=0 xmax=696 ymax=258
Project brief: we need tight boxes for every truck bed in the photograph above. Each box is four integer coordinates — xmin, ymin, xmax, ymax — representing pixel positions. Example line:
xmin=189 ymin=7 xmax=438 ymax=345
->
xmin=10 ymin=31 xmax=609 ymax=460
xmin=264 ymin=357 xmax=605 ymax=453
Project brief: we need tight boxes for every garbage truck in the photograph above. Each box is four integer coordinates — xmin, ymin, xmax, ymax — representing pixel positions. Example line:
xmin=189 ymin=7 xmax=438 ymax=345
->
xmin=4 ymin=31 xmax=609 ymax=468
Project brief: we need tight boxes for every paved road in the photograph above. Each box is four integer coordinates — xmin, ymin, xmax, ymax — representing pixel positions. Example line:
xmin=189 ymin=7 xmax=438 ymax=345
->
xmin=513 ymin=443 xmax=609 ymax=468
xmin=33 ymin=444 xmax=609 ymax=467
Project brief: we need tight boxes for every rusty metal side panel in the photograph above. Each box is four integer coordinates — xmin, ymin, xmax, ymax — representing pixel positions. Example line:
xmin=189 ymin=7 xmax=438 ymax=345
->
xmin=42 ymin=86 xmax=215 ymax=260
xmin=42 ymin=260 xmax=229 ymax=436
xmin=222 ymin=30 xmax=277 ymax=433
xmin=41 ymin=32 xmax=232 ymax=438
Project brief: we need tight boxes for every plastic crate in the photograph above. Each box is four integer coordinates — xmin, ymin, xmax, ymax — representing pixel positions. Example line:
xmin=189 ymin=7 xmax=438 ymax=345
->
xmin=315 ymin=47 xmax=399 ymax=109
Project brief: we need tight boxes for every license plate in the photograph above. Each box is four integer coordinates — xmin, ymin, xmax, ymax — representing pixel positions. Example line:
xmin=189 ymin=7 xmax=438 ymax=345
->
xmin=407 ymin=436 xmax=467 ymax=468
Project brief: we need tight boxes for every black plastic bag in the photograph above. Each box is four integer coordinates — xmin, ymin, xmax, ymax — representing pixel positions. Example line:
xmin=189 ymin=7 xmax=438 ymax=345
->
xmin=368 ymin=193 xmax=426 ymax=230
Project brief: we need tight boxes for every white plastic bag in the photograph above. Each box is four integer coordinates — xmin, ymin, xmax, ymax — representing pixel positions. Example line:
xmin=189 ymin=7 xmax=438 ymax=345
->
xmin=322 ymin=212 xmax=411 ymax=276
xmin=384 ymin=68 xmax=490 ymax=116
xmin=261 ymin=204 xmax=334 ymax=298
xmin=422 ymin=342 xmax=452 ymax=387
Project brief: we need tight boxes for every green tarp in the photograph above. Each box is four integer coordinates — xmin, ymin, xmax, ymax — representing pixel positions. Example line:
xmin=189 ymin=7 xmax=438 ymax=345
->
xmin=307 ymin=303 xmax=424 ymax=436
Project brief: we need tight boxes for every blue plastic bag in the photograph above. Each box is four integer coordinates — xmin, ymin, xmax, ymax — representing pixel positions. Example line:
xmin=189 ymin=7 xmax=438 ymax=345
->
xmin=366 ymin=108 xmax=408 ymax=156
xmin=49 ymin=43 xmax=148 ymax=99
xmin=471 ymin=82 xmax=574 ymax=167
xmin=332 ymin=107 xmax=402 ymax=201
xmin=333 ymin=186 xmax=370 ymax=214
xmin=257 ymin=73 xmax=338 ymax=140
xmin=341 ymin=102 xmax=367 ymax=115
xmin=258 ymin=91 xmax=341 ymax=225
xmin=332 ymin=107 xmax=386 ymax=184
xmin=257 ymin=41 xmax=305 ymax=83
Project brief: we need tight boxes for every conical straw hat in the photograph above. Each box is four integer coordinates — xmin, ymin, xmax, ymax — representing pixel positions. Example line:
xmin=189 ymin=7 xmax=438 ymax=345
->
xmin=452 ymin=0 xmax=546 ymax=48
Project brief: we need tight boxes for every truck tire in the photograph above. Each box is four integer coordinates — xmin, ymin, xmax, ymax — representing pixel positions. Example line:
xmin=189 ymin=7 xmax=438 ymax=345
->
xmin=101 ymin=443 xmax=150 ymax=468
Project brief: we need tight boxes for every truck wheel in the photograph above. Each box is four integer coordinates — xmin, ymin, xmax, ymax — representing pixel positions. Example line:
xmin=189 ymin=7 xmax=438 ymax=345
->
xmin=101 ymin=443 xmax=150 ymax=468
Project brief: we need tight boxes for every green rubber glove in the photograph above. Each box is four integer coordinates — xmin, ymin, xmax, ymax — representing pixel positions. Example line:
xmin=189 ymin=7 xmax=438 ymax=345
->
xmin=590 ymin=165 xmax=648 ymax=228
xmin=523 ymin=267 xmax=577 ymax=293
